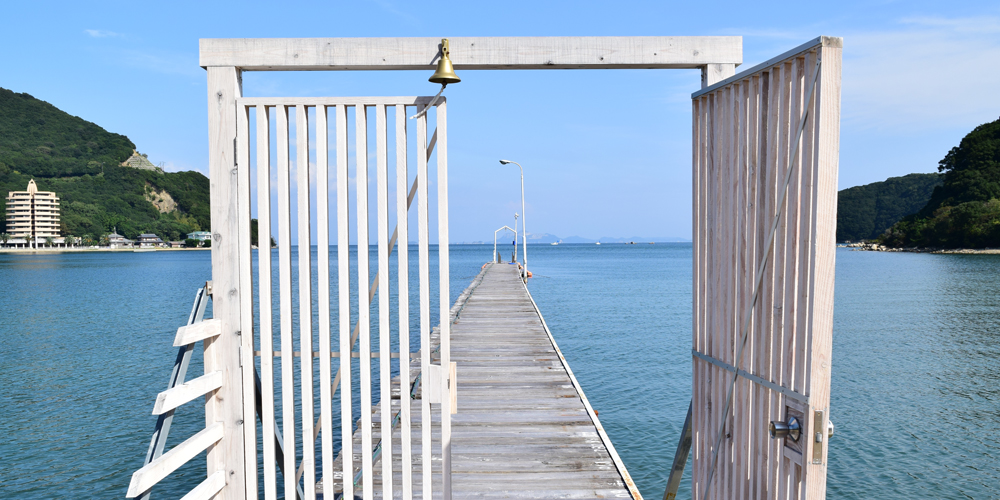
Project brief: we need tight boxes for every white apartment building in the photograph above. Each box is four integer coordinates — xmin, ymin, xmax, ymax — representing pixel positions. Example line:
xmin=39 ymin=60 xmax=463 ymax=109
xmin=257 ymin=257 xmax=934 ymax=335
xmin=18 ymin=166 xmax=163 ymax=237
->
xmin=6 ymin=179 xmax=61 ymax=247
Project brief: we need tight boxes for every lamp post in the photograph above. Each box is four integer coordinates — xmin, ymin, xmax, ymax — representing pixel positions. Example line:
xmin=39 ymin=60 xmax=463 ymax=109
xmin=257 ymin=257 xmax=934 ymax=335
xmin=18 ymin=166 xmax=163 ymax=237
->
xmin=513 ymin=213 xmax=519 ymax=262
xmin=499 ymin=160 xmax=527 ymax=281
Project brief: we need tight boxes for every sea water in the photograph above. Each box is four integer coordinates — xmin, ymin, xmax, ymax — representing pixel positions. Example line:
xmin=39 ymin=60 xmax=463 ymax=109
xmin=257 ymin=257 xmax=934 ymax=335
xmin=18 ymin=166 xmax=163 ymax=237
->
xmin=0 ymin=245 xmax=997 ymax=498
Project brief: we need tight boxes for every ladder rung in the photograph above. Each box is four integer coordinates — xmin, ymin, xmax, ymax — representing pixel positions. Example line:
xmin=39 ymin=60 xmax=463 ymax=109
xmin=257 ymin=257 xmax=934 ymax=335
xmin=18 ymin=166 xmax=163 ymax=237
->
xmin=125 ymin=423 xmax=224 ymax=498
xmin=152 ymin=371 xmax=224 ymax=415
xmin=179 ymin=470 xmax=226 ymax=500
xmin=173 ymin=318 xmax=222 ymax=346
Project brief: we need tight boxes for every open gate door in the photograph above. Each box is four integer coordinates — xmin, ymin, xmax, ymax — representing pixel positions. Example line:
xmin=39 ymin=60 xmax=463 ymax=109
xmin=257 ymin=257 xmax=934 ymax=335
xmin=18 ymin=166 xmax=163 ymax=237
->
xmin=690 ymin=37 xmax=842 ymax=500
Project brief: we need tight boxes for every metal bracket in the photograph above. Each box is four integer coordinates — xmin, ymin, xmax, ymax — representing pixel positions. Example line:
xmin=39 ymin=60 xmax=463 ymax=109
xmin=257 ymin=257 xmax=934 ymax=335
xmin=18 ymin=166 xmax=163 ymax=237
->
xmin=205 ymin=280 xmax=214 ymax=297
xmin=425 ymin=362 xmax=457 ymax=414
xmin=812 ymin=410 xmax=825 ymax=464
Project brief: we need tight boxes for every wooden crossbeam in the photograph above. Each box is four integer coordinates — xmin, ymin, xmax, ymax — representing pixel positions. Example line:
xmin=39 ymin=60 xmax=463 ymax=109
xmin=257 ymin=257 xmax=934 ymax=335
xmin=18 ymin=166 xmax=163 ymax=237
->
xmin=200 ymin=36 xmax=742 ymax=71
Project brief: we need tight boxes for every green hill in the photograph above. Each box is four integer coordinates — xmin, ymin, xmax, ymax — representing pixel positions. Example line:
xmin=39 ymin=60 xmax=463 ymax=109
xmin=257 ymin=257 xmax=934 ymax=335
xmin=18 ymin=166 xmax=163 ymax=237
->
xmin=0 ymin=87 xmax=209 ymax=241
xmin=836 ymin=173 xmax=942 ymax=241
xmin=881 ymin=117 xmax=1000 ymax=248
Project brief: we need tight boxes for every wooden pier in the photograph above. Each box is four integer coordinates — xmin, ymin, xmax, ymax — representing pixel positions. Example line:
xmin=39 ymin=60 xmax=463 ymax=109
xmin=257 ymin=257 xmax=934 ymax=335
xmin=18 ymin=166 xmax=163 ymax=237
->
xmin=335 ymin=263 xmax=638 ymax=499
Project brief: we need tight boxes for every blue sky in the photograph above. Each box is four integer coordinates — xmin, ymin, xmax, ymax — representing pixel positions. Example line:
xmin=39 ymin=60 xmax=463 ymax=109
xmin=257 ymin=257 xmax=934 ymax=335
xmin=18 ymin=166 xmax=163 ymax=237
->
xmin=2 ymin=1 xmax=999 ymax=242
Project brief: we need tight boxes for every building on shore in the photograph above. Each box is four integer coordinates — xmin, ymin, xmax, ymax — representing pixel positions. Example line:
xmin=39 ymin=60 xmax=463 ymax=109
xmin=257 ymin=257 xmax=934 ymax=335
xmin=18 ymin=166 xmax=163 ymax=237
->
xmin=185 ymin=231 xmax=212 ymax=241
xmin=5 ymin=179 xmax=60 ymax=249
xmin=137 ymin=233 xmax=165 ymax=248
xmin=108 ymin=231 xmax=132 ymax=249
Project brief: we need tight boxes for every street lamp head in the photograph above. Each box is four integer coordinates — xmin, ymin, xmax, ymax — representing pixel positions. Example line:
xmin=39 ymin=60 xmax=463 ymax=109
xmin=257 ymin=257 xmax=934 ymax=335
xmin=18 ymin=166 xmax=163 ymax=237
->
xmin=499 ymin=159 xmax=512 ymax=165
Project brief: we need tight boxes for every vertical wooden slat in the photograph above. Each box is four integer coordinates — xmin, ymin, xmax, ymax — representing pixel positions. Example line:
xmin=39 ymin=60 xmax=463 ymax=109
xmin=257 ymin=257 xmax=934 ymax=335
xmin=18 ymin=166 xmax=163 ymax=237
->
xmin=355 ymin=104 xmax=374 ymax=500
xmin=335 ymin=104 xmax=353 ymax=500
xmin=315 ymin=105 xmax=335 ymax=500
xmin=395 ymin=105 xmax=413 ymax=500
xmin=436 ymin=100 xmax=453 ymax=500
xmin=416 ymin=105 xmax=432 ymax=500
xmin=296 ymin=104 xmax=316 ymax=500
xmin=374 ymin=103 xmax=393 ymax=500
xmin=692 ymin=95 xmax=704 ymax=498
xmin=205 ymin=65 xmax=246 ymax=500
xmin=804 ymin=42 xmax=841 ymax=498
xmin=795 ymin=52 xmax=818 ymax=401
xmin=256 ymin=104 xmax=278 ymax=500
xmin=775 ymin=59 xmax=793 ymax=500
xmin=707 ymin=91 xmax=720 ymax=500
xmin=734 ymin=79 xmax=748 ymax=500
xmin=764 ymin=66 xmax=782 ymax=500
xmin=275 ymin=104 xmax=297 ymax=500
xmin=396 ymin=104 xmax=413 ymax=500
xmin=722 ymin=83 xmax=735 ymax=500
xmin=236 ymin=101 xmax=258 ymax=500
xmin=698 ymin=94 xmax=710 ymax=500
xmin=747 ymin=75 xmax=765 ymax=500
xmin=782 ymin=57 xmax=803 ymax=418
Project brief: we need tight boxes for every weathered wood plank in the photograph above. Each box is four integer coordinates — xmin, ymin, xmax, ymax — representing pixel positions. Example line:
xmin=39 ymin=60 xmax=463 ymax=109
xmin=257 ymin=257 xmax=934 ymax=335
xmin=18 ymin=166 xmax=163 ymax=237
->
xmin=204 ymin=65 xmax=246 ymax=500
xmin=152 ymin=371 xmax=223 ymax=415
xmin=126 ymin=423 xmax=224 ymax=498
xmin=327 ymin=264 xmax=638 ymax=499
xmin=173 ymin=319 xmax=221 ymax=346
xmin=200 ymin=36 xmax=742 ymax=70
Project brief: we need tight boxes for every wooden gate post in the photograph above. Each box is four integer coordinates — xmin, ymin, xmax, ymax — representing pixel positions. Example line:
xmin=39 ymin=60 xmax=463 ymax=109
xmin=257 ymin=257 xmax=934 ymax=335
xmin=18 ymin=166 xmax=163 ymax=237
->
xmin=205 ymin=65 xmax=251 ymax=499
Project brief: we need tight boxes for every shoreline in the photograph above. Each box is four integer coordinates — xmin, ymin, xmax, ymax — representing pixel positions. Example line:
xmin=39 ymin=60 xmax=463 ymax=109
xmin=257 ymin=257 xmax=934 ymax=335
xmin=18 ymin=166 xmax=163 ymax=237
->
xmin=0 ymin=247 xmax=210 ymax=254
xmin=838 ymin=243 xmax=1000 ymax=255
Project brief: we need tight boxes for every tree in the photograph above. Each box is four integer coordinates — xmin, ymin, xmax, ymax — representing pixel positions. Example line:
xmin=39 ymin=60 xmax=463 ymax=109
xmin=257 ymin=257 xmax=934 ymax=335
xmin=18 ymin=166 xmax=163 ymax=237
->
xmin=185 ymin=238 xmax=198 ymax=248
xmin=65 ymin=235 xmax=76 ymax=247
xmin=202 ymin=239 xmax=212 ymax=248
xmin=881 ymin=117 xmax=1000 ymax=248
xmin=0 ymin=233 xmax=8 ymax=247
xmin=45 ymin=236 xmax=54 ymax=248
xmin=82 ymin=234 xmax=93 ymax=246
xmin=99 ymin=234 xmax=110 ymax=247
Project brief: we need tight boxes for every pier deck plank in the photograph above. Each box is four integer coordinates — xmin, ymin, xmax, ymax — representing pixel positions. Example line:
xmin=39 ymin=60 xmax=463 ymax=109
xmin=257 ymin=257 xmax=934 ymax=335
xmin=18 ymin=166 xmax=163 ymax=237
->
xmin=328 ymin=263 xmax=635 ymax=499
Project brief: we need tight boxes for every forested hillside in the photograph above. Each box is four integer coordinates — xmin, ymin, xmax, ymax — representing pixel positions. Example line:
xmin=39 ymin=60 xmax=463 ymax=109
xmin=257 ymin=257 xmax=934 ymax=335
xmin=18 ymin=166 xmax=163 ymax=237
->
xmin=836 ymin=173 xmax=942 ymax=241
xmin=881 ymin=117 xmax=1000 ymax=248
xmin=0 ymin=87 xmax=209 ymax=240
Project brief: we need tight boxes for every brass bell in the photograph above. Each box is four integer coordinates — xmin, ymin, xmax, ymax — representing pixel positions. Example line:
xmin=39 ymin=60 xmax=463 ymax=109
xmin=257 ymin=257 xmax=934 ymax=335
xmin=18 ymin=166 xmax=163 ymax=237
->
xmin=429 ymin=38 xmax=461 ymax=86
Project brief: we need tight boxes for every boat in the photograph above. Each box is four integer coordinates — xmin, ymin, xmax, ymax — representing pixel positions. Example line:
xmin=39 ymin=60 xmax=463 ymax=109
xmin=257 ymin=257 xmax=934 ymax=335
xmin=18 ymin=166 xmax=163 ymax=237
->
xmin=551 ymin=242 xmax=559 ymax=246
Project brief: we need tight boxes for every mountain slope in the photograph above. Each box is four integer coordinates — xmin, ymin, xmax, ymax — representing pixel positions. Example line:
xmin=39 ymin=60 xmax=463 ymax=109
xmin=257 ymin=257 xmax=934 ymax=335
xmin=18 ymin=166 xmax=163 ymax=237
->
xmin=0 ymin=87 xmax=209 ymax=240
xmin=882 ymin=117 xmax=1000 ymax=248
xmin=836 ymin=173 xmax=942 ymax=241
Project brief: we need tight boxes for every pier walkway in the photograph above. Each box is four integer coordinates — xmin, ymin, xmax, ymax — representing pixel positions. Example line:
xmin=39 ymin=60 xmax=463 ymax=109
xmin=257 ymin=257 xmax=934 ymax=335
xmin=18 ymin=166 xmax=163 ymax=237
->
xmin=339 ymin=263 xmax=638 ymax=499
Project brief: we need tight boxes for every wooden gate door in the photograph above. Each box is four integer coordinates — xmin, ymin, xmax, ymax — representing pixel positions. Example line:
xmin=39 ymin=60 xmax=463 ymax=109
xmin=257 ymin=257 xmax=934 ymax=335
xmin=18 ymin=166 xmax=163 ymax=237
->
xmin=229 ymin=96 xmax=454 ymax=500
xmin=690 ymin=37 xmax=842 ymax=500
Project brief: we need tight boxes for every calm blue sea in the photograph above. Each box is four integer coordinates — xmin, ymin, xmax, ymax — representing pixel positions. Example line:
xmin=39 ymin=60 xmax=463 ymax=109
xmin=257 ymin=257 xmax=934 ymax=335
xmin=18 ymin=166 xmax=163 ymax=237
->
xmin=0 ymin=245 xmax=997 ymax=499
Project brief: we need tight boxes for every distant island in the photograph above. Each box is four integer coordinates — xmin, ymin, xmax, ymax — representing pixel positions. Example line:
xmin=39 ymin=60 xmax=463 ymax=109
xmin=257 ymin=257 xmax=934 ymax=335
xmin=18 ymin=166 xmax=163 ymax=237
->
xmin=837 ymin=116 xmax=1000 ymax=250
xmin=0 ymin=87 xmax=210 ymax=245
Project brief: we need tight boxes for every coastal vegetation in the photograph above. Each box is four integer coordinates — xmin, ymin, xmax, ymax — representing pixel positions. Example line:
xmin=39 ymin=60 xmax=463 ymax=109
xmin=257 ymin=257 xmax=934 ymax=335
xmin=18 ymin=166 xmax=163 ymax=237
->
xmin=880 ymin=117 xmax=1000 ymax=248
xmin=0 ymin=87 xmax=210 ymax=241
xmin=837 ymin=173 xmax=942 ymax=241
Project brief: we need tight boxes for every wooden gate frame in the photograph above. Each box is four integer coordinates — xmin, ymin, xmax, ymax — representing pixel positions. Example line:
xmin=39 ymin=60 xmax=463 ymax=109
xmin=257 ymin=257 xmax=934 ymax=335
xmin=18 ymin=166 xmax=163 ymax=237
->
xmin=198 ymin=35 xmax=836 ymax=500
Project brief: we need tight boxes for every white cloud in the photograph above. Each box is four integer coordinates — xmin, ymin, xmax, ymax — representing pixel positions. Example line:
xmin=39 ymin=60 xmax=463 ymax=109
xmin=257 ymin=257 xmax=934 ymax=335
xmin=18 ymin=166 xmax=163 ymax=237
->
xmin=843 ymin=16 xmax=1000 ymax=131
xmin=84 ymin=29 xmax=120 ymax=38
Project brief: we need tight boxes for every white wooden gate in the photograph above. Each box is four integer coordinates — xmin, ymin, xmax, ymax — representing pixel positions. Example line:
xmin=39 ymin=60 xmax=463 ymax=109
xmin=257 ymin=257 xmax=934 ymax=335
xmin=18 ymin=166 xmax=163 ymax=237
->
xmin=230 ymin=96 xmax=453 ymax=500
xmin=690 ymin=37 xmax=842 ymax=500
